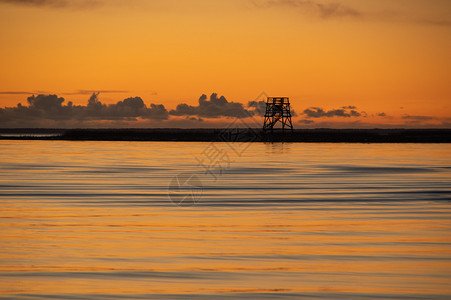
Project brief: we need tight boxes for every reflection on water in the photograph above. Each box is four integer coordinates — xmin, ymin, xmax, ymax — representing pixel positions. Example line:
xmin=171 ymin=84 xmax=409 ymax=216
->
xmin=0 ymin=141 xmax=450 ymax=299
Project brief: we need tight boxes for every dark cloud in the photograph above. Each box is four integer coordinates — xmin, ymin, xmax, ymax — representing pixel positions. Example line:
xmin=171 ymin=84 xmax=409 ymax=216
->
xmin=108 ymin=97 xmax=148 ymax=119
xmin=28 ymin=94 xmax=64 ymax=109
xmin=247 ymin=100 xmax=267 ymax=116
xmin=1 ymin=92 xmax=258 ymax=128
xmin=0 ymin=93 xmax=169 ymax=127
xmin=303 ymin=106 xmax=363 ymax=118
xmin=86 ymin=94 xmax=169 ymax=121
xmin=256 ymin=0 xmax=362 ymax=19
xmin=170 ymin=93 xmax=252 ymax=119
xmin=145 ymin=104 xmax=169 ymax=120
xmin=303 ymin=107 xmax=325 ymax=118
xmin=349 ymin=110 xmax=361 ymax=117
xmin=3 ymin=92 xmax=445 ymax=129
xmin=0 ymin=94 xmax=74 ymax=124
xmin=27 ymin=94 xmax=75 ymax=120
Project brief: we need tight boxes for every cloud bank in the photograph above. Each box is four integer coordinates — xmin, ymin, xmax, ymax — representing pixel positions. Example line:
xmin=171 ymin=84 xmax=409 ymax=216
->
xmin=297 ymin=105 xmax=369 ymax=125
xmin=169 ymin=93 xmax=253 ymax=119
xmin=0 ymin=92 xmax=447 ymax=128
xmin=0 ymin=93 xmax=169 ymax=127
xmin=303 ymin=106 xmax=364 ymax=118
xmin=0 ymin=92 xmax=264 ymax=127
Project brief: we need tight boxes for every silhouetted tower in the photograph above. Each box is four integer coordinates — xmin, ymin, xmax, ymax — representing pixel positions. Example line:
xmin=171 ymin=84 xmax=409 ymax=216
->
xmin=263 ymin=97 xmax=293 ymax=132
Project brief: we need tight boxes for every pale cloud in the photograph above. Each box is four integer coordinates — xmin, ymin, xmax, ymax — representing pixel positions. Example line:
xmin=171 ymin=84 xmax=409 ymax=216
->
xmin=251 ymin=0 xmax=363 ymax=19
xmin=250 ymin=0 xmax=451 ymax=26
xmin=0 ymin=0 xmax=101 ymax=9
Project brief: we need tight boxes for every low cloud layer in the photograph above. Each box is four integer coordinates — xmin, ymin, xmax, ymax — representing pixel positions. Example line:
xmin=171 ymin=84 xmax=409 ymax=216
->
xmin=303 ymin=106 xmax=364 ymax=118
xmin=0 ymin=92 xmax=262 ymax=127
xmin=170 ymin=93 xmax=253 ymax=119
xmin=0 ymin=93 xmax=169 ymax=127
xmin=297 ymin=105 xmax=370 ymax=125
xmin=0 ymin=92 xmax=447 ymax=128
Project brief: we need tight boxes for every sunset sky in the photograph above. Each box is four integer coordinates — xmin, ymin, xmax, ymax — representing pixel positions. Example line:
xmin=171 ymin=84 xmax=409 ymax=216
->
xmin=0 ymin=0 xmax=450 ymax=128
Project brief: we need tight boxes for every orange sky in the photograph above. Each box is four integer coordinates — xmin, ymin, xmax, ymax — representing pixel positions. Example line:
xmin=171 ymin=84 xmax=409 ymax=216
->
xmin=0 ymin=0 xmax=450 ymax=128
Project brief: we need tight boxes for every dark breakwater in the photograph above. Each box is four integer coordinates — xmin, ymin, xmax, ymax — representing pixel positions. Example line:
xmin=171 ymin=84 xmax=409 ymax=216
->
xmin=1 ymin=128 xmax=451 ymax=143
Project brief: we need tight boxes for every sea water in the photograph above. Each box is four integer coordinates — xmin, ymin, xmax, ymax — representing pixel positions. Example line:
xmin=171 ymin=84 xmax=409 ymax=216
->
xmin=0 ymin=141 xmax=450 ymax=299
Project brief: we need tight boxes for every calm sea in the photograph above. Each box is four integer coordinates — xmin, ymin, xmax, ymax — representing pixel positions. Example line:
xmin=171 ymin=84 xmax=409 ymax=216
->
xmin=0 ymin=141 xmax=450 ymax=299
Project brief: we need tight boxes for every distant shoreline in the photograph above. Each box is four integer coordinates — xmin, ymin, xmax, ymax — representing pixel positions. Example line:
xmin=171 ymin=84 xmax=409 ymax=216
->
xmin=1 ymin=128 xmax=450 ymax=143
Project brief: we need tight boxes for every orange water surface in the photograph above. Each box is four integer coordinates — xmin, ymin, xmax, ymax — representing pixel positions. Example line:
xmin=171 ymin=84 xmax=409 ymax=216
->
xmin=0 ymin=141 xmax=450 ymax=299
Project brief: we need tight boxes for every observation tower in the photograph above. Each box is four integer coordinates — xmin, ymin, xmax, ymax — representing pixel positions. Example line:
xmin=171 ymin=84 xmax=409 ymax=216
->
xmin=263 ymin=97 xmax=293 ymax=132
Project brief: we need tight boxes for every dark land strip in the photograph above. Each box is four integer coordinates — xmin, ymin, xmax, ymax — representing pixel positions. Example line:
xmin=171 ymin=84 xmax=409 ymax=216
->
xmin=1 ymin=128 xmax=450 ymax=143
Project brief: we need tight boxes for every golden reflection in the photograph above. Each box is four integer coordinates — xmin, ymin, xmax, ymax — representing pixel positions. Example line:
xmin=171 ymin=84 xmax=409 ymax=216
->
xmin=0 ymin=141 xmax=450 ymax=297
